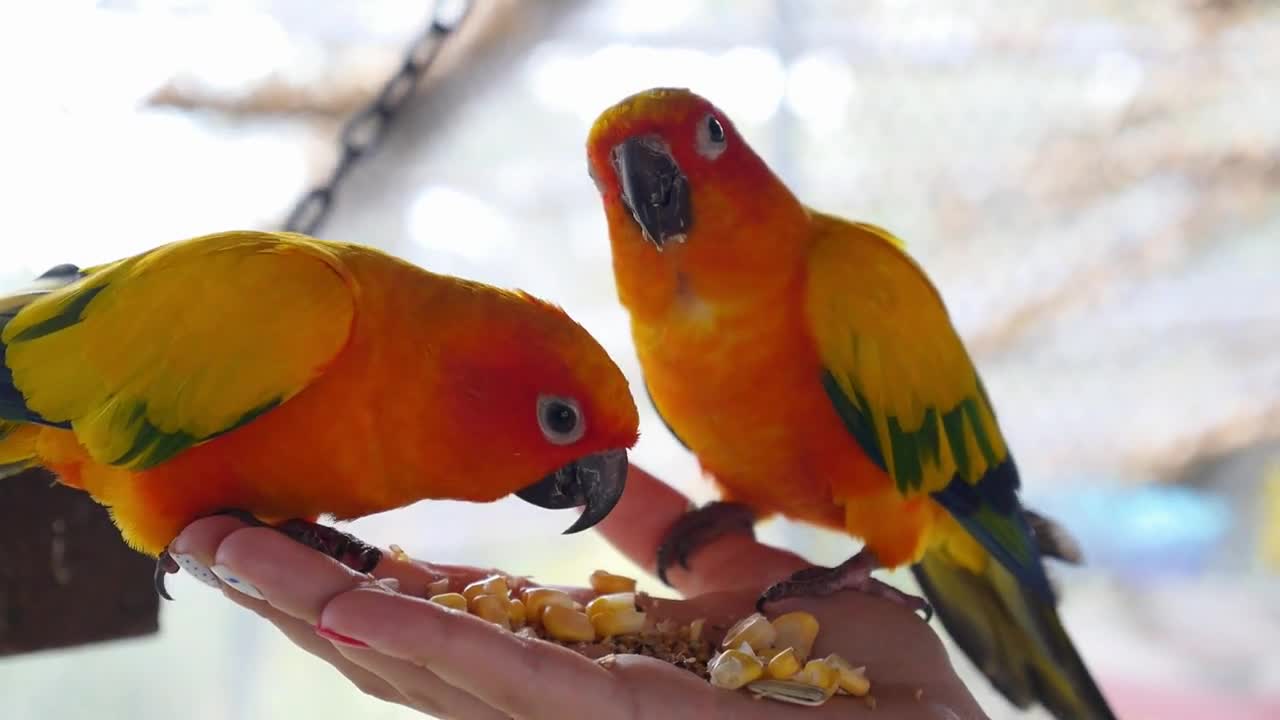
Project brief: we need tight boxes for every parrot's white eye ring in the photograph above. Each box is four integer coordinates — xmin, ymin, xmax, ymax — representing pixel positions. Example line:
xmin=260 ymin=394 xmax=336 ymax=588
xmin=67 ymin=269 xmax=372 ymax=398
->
xmin=695 ymin=113 xmax=728 ymax=160
xmin=537 ymin=394 xmax=585 ymax=445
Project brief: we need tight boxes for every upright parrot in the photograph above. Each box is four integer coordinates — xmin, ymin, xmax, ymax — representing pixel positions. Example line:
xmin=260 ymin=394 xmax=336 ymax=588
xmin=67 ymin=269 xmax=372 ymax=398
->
xmin=0 ymin=230 xmax=639 ymax=597
xmin=587 ymin=88 xmax=1116 ymax=720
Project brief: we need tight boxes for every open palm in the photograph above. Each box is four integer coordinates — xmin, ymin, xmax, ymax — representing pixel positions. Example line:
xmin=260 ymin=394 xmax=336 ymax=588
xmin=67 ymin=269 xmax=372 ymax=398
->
xmin=170 ymin=466 xmax=985 ymax=719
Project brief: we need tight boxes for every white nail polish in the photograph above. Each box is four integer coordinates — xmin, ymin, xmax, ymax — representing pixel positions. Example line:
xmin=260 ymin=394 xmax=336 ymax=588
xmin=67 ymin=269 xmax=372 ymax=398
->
xmin=373 ymin=577 xmax=401 ymax=593
xmin=211 ymin=565 xmax=265 ymax=600
xmin=171 ymin=552 xmax=221 ymax=589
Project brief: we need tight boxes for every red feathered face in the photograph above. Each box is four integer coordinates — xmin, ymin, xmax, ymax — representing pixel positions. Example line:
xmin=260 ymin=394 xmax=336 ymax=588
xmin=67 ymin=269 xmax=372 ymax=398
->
xmin=436 ymin=292 xmax=640 ymax=534
xmin=585 ymin=88 xmax=811 ymax=315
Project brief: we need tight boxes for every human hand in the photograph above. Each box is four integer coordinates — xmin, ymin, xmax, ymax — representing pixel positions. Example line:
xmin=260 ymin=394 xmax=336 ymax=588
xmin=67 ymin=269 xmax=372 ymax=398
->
xmin=169 ymin=466 xmax=986 ymax=719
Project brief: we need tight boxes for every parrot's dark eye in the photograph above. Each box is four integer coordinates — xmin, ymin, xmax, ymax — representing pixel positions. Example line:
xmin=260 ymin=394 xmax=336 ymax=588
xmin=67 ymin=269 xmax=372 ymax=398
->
xmin=707 ymin=116 xmax=725 ymax=143
xmin=696 ymin=113 xmax=728 ymax=160
xmin=537 ymin=395 xmax=585 ymax=445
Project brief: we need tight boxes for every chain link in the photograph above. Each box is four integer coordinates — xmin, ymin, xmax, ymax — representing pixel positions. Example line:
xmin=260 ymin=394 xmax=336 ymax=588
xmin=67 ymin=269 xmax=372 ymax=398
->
xmin=282 ymin=0 xmax=474 ymax=236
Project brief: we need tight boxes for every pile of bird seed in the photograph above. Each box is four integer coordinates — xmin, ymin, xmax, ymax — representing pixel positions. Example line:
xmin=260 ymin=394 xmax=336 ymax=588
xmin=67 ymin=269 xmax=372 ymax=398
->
xmin=406 ymin=560 xmax=873 ymax=708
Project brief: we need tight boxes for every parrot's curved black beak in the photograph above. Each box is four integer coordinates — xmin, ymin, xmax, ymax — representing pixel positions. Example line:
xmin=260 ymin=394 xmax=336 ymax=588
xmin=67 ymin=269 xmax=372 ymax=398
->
xmin=516 ymin=449 xmax=629 ymax=534
xmin=612 ymin=136 xmax=691 ymax=249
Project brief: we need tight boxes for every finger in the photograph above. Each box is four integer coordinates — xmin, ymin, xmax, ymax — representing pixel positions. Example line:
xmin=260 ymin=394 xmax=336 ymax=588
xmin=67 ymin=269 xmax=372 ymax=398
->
xmin=594 ymin=464 xmax=694 ymax=570
xmin=172 ymin=516 xmax=501 ymax=595
xmin=171 ymin=516 xmax=584 ymax=606
xmin=319 ymin=587 xmax=626 ymax=720
xmin=333 ymin=646 xmax=511 ymax=720
xmin=596 ymin=466 xmax=810 ymax=597
xmin=243 ymin=595 xmax=411 ymax=708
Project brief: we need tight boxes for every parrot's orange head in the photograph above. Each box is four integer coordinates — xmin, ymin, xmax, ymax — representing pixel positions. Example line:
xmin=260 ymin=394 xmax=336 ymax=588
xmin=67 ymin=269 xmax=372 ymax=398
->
xmin=586 ymin=88 xmax=809 ymax=310
xmin=439 ymin=288 xmax=640 ymax=534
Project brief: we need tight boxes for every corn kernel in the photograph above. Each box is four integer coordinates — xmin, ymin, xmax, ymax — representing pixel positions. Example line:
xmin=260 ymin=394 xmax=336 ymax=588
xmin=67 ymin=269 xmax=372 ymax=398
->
xmin=429 ymin=592 xmax=468 ymax=611
xmin=425 ymin=578 xmax=450 ymax=597
xmin=793 ymin=659 xmax=840 ymax=695
xmin=388 ymin=544 xmax=410 ymax=563
xmin=590 ymin=607 xmax=646 ymax=637
xmin=463 ymin=575 xmax=509 ymax=602
xmin=825 ymin=653 xmax=871 ymax=696
xmin=689 ymin=618 xmax=705 ymax=642
xmin=771 ymin=611 xmax=820 ymax=663
xmin=585 ymin=592 xmax=636 ymax=618
xmin=469 ymin=593 xmax=511 ymax=629
xmin=521 ymin=588 xmax=577 ymax=623
xmin=542 ymin=605 xmax=596 ymax=642
xmin=588 ymin=570 xmax=637 ymax=594
xmin=507 ymin=598 xmax=527 ymax=629
xmin=722 ymin=612 xmax=777 ymax=652
xmin=708 ymin=649 xmax=764 ymax=690
xmin=767 ymin=647 xmax=801 ymax=679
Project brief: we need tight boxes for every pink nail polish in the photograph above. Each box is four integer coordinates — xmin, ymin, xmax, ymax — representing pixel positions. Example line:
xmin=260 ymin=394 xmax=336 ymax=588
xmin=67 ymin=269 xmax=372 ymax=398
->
xmin=315 ymin=624 xmax=369 ymax=648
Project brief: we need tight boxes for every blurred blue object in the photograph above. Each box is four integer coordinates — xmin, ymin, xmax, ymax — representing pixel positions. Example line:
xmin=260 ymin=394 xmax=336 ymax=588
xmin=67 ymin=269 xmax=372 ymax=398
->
xmin=1030 ymin=483 xmax=1234 ymax=580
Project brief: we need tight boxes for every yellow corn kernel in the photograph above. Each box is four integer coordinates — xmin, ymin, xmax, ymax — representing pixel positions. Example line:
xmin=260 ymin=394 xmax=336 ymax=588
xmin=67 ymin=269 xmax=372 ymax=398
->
xmin=507 ymin=598 xmax=527 ymax=629
xmin=771 ymin=611 xmax=820 ymax=663
xmin=689 ymin=618 xmax=705 ymax=643
xmin=793 ymin=659 xmax=840 ymax=695
xmin=585 ymin=592 xmax=636 ymax=618
xmin=429 ymin=592 xmax=468 ymax=611
xmin=588 ymin=569 xmax=637 ymax=594
xmin=590 ymin=607 xmax=646 ymax=637
xmin=521 ymin=588 xmax=577 ymax=624
xmin=708 ymin=649 xmax=764 ymax=690
xmin=824 ymin=653 xmax=871 ymax=696
xmin=766 ymin=647 xmax=801 ymax=680
xmin=463 ymin=575 xmax=509 ymax=602
xmin=425 ymin=578 xmax=450 ymax=597
xmin=470 ymin=593 xmax=511 ymax=629
xmin=388 ymin=544 xmax=410 ymax=563
xmin=541 ymin=605 xmax=596 ymax=642
xmin=722 ymin=612 xmax=777 ymax=652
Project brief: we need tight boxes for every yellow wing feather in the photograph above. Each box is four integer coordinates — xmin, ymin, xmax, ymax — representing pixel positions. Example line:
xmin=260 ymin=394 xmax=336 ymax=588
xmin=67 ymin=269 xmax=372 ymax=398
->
xmin=2 ymin=231 xmax=356 ymax=469
xmin=804 ymin=212 xmax=1007 ymax=496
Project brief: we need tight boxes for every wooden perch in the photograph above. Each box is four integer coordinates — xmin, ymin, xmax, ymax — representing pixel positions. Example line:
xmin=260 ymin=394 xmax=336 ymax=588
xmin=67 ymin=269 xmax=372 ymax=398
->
xmin=0 ymin=468 xmax=158 ymax=658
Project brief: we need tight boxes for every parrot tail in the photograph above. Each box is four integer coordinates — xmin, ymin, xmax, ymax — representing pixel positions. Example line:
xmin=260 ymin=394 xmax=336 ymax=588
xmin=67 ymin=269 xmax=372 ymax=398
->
xmin=912 ymin=548 xmax=1117 ymax=720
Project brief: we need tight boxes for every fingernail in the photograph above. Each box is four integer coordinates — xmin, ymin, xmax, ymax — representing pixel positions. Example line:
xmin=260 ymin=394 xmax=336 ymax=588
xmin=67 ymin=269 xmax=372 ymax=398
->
xmin=211 ymin=564 xmax=264 ymax=600
xmin=373 ymin=577 xmax=401 ymax=593
xmin=170 ymin=552 xmax=220 ymax=589
xmin=316 ymin=625 xmax=369 ymax=648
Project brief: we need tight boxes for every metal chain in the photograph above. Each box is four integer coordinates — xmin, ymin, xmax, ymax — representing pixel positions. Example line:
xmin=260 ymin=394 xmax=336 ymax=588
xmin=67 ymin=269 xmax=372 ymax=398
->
xmin=282 ymin=0 xmax=474 ymax=236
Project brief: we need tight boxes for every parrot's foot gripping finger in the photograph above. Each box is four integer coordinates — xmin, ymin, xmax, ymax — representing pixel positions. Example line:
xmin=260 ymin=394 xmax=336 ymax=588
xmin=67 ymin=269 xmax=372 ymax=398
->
xmin=755 ymin=549 xmax=933 ymax=621
xmin=276 ymin=519 xmax=382 ymax=574
xmin=206 ymin=509 xmax=381 ymax=573
xmin=154 ymin=550 xmax=180 ymax=601
xmin=655 ymin=501 xmax=756 ymax=586
xmin=207 ymin=507 xmax=271 ymax=527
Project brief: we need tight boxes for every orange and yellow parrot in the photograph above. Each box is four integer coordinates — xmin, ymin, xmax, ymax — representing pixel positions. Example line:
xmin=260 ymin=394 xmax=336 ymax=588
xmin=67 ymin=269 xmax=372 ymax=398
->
xmin=0 ymin=230 xmax=638 ymax=597
xmin=587 ymin=88 xmax=1116 ymax=720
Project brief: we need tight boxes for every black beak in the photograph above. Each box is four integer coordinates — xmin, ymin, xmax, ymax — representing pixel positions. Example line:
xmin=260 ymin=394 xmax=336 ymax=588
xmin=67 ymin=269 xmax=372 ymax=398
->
xmin=611 ymin=136 xmax=691 ymax=249
xmin=516 ymin=449 xmax=629 ymax=534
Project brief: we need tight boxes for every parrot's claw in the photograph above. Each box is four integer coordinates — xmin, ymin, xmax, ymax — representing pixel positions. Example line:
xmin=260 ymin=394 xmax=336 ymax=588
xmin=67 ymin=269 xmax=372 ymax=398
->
xmin=154 ymin=550 xmax=180 ymax=601
xmin=755 ymin=549 xmax=933 ymax=622
xmin=277 ymin=519 xmax=382 ymax=574
xmin=655 ymin=501 xmax=756 ymax=586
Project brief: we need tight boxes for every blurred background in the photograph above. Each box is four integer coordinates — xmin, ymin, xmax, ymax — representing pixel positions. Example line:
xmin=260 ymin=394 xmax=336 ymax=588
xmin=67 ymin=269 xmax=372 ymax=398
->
xmin=1 ymin=0 xmax=1278 ymax=718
